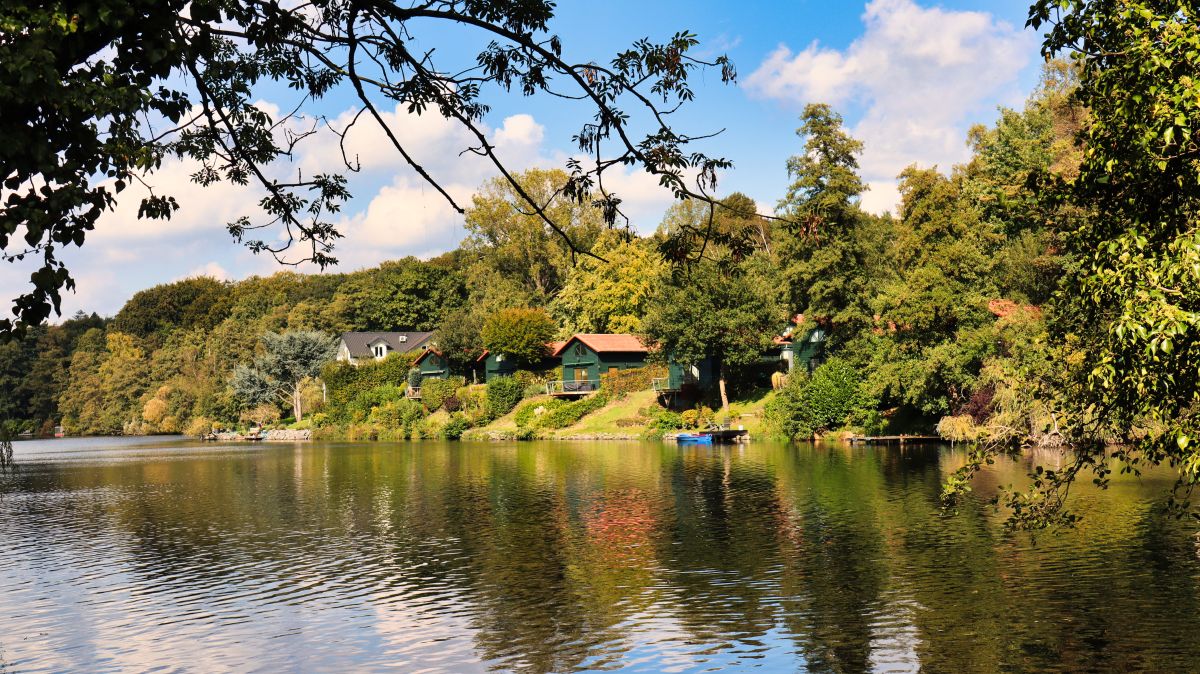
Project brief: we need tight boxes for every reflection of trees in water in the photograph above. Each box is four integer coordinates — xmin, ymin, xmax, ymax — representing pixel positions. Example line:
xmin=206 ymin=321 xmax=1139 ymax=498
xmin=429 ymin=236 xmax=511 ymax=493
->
xmin=12 ymin=441 xmax=1200 ymax=671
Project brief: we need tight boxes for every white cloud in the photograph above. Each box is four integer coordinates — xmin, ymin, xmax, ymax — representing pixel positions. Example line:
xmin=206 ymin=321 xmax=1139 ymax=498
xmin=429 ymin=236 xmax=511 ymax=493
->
xmin=0 ymin=99 xmax=685 ymax=319
xmin=177 ymin=262 xmax=230 ymax=282
xmin=744 ymin=0 xmax=1033 ymax=213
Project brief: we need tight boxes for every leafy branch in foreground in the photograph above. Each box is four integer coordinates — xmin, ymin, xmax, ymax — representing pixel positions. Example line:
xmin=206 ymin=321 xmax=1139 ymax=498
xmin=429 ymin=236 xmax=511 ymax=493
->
xmin=1 ymin=0 xmax=759 ymax=337
xmin=941 ymin=1 xmax=1200 ymax=530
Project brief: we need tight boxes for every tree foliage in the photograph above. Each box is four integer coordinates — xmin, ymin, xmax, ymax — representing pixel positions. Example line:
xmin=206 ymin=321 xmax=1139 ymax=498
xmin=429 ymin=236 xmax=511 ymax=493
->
xmin=1 ymin=0 xmax=739 ymax=336
xmin=230 ymin=330 xmax=337 ymax=421
xmin=481 ymin=307 xmax=556 ymax=367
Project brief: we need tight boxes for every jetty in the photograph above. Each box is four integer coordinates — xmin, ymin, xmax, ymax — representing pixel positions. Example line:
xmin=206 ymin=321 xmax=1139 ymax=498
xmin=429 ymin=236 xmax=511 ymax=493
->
xmin=848 ymin=434 xmax=941 ymax=445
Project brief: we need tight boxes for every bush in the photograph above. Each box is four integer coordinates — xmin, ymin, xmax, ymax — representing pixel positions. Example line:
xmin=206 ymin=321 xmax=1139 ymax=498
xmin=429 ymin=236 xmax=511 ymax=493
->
xmin=456 ymin=385 xmax=488 ymax=422
xmin=443 ymin=414 xmax=471 ymax=440
xmin=486 ymin=376 xmax=525 ymax=419
xmin=347 ymin=384 xmax=407 ymax=422
xmin=600 ymin=365 xmax=667 ymax=398
xmin=765 ymin=357 xmax=874 ymax=439
xmin=320 ymin=352 xmax=420 ymax=421
xmin=422 ymin=376 xmax=465 ymax=412
xmin=649 ymin=408 xmax=684 ymax=431
xmin=443 ymin=395 xmax=461 ymax=412
xmin=513 ymin=398 xmax=567 ymax=428
xmin=680 ymin=406 xmax=715 ymax=429
xmin=408 ymin=367 xmax=423 ymax=389
xmin=185 ymin=416 xmax=215 ymax=436
xmin=369 ymin=398 xmax=425 ymax=437
xmin=539 ymin=391 xmax=611 ymax=429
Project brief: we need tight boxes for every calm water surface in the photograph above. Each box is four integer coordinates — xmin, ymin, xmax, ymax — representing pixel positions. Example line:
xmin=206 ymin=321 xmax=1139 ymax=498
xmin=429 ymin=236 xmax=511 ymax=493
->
xmin=1 ymin=437 xmax=1198 ymax=673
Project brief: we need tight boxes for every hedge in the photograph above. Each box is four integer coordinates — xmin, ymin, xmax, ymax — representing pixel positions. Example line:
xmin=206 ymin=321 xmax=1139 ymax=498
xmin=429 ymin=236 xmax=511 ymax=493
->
xmin=486 ymin=376 xmax=524 ymax=419
xmin=599 ymin=364 xmax=667 ymax=399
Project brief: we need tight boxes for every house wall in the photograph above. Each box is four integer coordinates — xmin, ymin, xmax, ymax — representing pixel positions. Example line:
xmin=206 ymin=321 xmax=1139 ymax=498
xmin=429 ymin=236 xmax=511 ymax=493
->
xmin=483 ymin=353 xmax=518 ymax=382
xmin=417 ymin=353 xmax=449 ymax=380
xmin=559 ymin=342 xmax=647 ymax=382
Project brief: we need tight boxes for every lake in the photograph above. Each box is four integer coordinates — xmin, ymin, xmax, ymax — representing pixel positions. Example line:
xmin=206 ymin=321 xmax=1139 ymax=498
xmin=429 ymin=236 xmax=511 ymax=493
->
xmin=1 ymin=437 xmax=1198 ymax=672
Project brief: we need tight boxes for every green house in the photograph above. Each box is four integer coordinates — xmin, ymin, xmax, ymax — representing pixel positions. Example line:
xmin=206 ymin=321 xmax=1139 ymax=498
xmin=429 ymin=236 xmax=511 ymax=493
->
xmin=413 ymin=348 xmax=450 ymax=380
xmin=785 ymin=326 xmax=827 ymax=373
xmin=658 ymin=355 xmax=717 ymax=394
xmin=475 ymin=341 xmax=566 ymax=383
xmin=550 ymin=334 xmax=648 ymax=396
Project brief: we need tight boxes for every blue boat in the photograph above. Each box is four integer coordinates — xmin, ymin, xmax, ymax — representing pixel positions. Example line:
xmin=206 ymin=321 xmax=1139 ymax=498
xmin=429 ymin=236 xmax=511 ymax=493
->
xmin=675 ymin=433 xmax=713 ymax=445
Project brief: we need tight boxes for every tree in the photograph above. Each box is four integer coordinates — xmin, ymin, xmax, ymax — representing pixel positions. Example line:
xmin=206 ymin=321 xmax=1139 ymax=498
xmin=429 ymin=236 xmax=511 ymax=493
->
xmin=230 ymin=330 xmax=337 ymax=421
xmin=1 ymin=1 xmax=739 ymax=336
xmin=552 ymin=230 xmax=666 ymax=334
xmin=773 ymin=104 xmax=882 ymax=337
xmin=481 ymin=308 xmax=556 ymax=368
xmin=327 ymin=258 xmax=466 ymax=332
xmin=642 ymin=259 xmax=781 ymax=410
xmin=944 ymin=1 xmax=1200 ymax=527
xmin=435 ymin=307 xmax=487 ymax=376
xmin=463 ymin=169 xmax=605 ymax=304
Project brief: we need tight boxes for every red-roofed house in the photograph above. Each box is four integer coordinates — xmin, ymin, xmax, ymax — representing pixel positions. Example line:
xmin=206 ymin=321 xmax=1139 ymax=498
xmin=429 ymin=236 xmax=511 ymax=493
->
xmin=548 ymin=334 xmax=649 ymax=396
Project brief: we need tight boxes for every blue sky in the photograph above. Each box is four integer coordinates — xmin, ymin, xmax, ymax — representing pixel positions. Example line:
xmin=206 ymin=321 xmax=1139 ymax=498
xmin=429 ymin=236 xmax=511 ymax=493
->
xmin=2 ymin=0 xmax=1045 ymax=319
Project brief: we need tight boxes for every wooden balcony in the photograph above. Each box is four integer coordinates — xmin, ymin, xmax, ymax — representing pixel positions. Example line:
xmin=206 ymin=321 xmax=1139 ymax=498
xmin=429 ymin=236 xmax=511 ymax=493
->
xmin=406 ymin=387 xmax=421 ymax=400
xmin=546 ymin=380 xmax=600 ymax=397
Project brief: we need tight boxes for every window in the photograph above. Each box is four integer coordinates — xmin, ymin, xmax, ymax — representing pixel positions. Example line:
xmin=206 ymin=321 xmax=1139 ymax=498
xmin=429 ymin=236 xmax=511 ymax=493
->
xmin=398 ymin=335 xmax=407 ymax=343
xmin=373 ymin=345 xmax=387 ymax=359
xmin=574 ymin=343 xmax=586 ymax=357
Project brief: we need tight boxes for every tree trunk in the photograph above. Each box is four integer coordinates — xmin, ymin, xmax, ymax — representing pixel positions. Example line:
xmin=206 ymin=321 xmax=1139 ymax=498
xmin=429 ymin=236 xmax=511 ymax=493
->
xmin=718 ymin=364 xmax=730 ymax=412
xmin=293 ymin=381 xmax=304 ymax=421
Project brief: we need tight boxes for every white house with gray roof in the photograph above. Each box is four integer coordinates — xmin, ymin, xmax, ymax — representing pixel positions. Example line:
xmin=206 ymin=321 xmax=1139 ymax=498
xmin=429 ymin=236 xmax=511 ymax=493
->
xmin=336 ymin=331 xmax=435 ymax=364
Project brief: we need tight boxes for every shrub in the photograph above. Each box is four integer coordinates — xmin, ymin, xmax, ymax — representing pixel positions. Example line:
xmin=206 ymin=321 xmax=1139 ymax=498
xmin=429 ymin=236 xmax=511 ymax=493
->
xmin=680 ymin=406 xmax=715 ymax=429
xmin=185 ymin=416 xmax=215 ymax=437
xmin=600 ymin=365 xmax=667 ymax=398
xmin=347 ymin=384 xmax=407 ymax=422
xmin=443 ymin=395 xmax=461 ymax=412
xmin=408 ymin=367 xmax=423 ymax=389
xmin=513 ymin=398 xmax=567 ymax=428
xmin=321 ymin=352 xmax=420 ymax=421
xmin=456 ymin=385 xmax=488 ymax=422
xmin=648 ymin=408 xmax=684 ymax=431
xmin=765 ymin=357 xmax=874 ymax=439
xmin=369 ymin=398 xmax=425 ymax=437
xmin=486 ymin=376 xmax=525 ymax=419
xmin=443 ymin=414 xmax=472 ymax=440
xmin=422 ymin=376 xmax=465 ymax=412
xmin=539 ymin=391 xmax=611 ymax=429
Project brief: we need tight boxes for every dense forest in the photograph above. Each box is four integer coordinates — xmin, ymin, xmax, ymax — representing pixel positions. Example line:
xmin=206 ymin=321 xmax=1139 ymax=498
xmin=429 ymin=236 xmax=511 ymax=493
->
xmin=0 ymin=62 xmax=1085 ymax=449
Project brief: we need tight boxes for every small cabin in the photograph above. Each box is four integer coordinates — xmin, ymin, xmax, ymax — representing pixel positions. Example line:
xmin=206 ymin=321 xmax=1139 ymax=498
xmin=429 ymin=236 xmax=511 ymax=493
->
xmin=549 ymin=334 xmax=648 ymax=396
xmin=657 ymin=355 xmax=718 ymax=394
xmin=476 ymin=341 xmax=565 ymax=383
xmin=336 ymin=331 xmax=434 ymax=364
xmin=413 ymin=348 xmax=450 ymax=380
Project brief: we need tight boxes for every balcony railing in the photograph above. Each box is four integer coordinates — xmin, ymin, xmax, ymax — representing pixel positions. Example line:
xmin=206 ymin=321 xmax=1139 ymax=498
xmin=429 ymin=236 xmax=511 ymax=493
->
xmin=546 ymin=379 xmax=600 ymax=396
xmin=653 ymin=373 xmax=698 ymax=392
xmin=406 ymin=387 xmax=421 ymax=400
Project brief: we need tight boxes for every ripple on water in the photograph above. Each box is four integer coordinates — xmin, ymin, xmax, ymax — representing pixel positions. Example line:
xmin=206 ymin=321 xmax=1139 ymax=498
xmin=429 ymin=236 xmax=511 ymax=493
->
xmin=1 ymin=440 xmax=1200 ymax=672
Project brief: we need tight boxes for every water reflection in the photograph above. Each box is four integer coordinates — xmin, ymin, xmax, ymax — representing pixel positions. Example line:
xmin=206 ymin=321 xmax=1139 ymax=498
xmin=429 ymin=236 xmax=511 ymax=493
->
xmin=0 ymin=438 xmax=1197 ymax=672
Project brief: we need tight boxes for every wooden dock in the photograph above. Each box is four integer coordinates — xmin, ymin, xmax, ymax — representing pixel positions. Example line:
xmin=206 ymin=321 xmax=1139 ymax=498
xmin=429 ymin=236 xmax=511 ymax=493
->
xmin=848 ymin=434 xmax=941 ymax=445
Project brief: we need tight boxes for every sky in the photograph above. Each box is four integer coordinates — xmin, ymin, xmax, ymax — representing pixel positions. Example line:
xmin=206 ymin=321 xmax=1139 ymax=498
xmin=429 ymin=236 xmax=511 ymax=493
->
xmin=3 ymin=0 xmax=1043 ymax=319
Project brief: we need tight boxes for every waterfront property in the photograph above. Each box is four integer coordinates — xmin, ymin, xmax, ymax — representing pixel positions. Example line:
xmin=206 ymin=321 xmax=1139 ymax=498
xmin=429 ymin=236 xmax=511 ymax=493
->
xmin=549 ymin=334 xmax=648 ymax=396
xmin=336 ymin=331 xmax=434 ymax=364
xmin=412 ymin=348 xmax=450 ymax=380
xmin=476 ymin=341 xmax=565 ymax=383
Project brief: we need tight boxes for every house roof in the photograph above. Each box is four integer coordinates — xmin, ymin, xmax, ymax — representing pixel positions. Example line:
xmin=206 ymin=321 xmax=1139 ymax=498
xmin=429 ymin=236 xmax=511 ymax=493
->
xmin=476 ymin=341 xmax=566 ymax=363
xmin=552 ymin=334 xmax=648 ymax=356
xmin=413 ymin=348 xmax=442 ymax=365
xmin=339 ymin=332 xmax=434 ymax=358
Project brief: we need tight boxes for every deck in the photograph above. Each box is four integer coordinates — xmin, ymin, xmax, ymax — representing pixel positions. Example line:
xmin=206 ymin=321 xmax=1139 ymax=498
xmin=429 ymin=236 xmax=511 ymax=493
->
xmin=546 ymin=380 xmax=600 ymax=397
xmin=847 ymin=434 xmax=941 ymax=445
